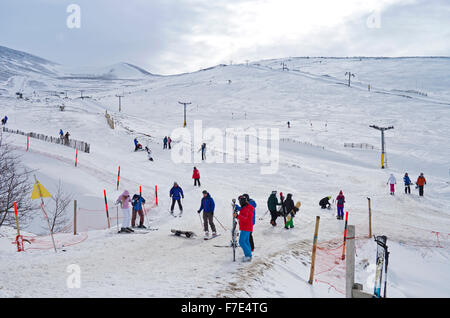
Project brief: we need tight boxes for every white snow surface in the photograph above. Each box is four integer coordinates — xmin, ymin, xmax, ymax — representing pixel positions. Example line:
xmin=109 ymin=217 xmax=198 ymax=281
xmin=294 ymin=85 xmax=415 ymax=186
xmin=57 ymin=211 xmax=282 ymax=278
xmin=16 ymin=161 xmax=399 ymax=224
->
xmin=0 ymin=50 xmax=449 ymax=298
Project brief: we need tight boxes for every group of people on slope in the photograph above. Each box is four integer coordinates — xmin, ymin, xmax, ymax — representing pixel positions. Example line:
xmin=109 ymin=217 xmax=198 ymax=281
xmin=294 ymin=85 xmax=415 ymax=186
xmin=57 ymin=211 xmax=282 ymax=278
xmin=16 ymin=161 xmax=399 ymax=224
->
xmin=59 ymin=129 xmax=71 ymax=145
xmin=163 ymin=136 xmax=172 ymax=149
xmin=116 ymin=190 xmax=147 ymax=233
xmin=267 ymin=191 xmax=300 ymax=228
xmin=387 ymin=172 xmax=427 ymax=196
xmin=318 ymin=191 xmax=346 ymax=220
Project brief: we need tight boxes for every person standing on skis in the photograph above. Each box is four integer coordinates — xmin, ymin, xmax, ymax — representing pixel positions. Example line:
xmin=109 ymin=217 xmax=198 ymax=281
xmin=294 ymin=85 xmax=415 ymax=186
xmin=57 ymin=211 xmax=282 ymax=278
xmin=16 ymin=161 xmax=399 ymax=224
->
xmin=404 ymin=173 xmax=412 ymax=194
xmin=131 ymin=193 xmax=146 ymax=228
xmin=233 ymin=195 xmax=254 ymax=262
xmin=116 ymin=190 xmax=133 ymax=233
xmin=387 ymin=174 xmax=396 ymax=195
xmin=197 ymin=190 xmax=216 ymax=238
xmin=416 ymin=173 xmax=427 ymax=196
xmin=169 ymin=182 xmax=184 ymax=215
xmin=163 ymin=136 xmax=168 ymax=149
xmin=267 ymin=191 xmax=280 ymax=226
xmin=192 ymin=167 xmax=201 ymax=187
xmin=235 ymin=194 xmax=256 ymax=252
xmin=336 ymin=191 xmax=345 ymax=220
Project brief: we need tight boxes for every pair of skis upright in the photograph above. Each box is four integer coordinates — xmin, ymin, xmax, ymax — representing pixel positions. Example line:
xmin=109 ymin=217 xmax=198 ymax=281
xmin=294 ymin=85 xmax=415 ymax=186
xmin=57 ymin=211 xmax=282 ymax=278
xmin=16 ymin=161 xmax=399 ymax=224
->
xmin=373 ymin=235 xmax=389 ymax=298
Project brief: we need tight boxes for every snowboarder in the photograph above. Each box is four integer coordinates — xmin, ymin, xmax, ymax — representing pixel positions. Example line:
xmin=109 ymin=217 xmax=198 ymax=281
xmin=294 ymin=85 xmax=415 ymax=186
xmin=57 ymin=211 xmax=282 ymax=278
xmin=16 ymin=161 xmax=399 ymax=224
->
xmin=319 ymin=196 xmax=332 ymax=209
xmin=131 ymin=194 xmax=146 ymax=228
xmin=416 ymin=173 xmax=427 ymax=197
xmin=284 ymin=193 xmax=299 ymax=229
xmin=134 ymin=138 xmax=142 ymax=151
xmin=200 ymin=143 xmax=206 ymax=161
xmin=233 ymin=195 xmax=254 ymax=262
xmin=169 ymin=182 xmax=184 ymax=215
xmin=403 ymin=173 xmax=412 ymax=194
xmin=192 ymin=167 xmax=201 ymax=187
xmin=235 ymin=194 xmax=256 ymax=252
xmin=145 ymin=146 xmax=154 ymax=161
xmin=163 ymin=136 xmax=168 ymax=149
xmin=168 ymin=136 xmax=172 ymax=149
xmin=267 ymin=191 xmax=281 ymax=226
xmin=336 ymin=191 xmax=345 ymax=220
xmin=116 ymin=190 xmax=134 ymax=233
xmin=387 ymin=174 xmax=396 ymax=195
xmin=197 ymin=190 xmax=216 ymax=238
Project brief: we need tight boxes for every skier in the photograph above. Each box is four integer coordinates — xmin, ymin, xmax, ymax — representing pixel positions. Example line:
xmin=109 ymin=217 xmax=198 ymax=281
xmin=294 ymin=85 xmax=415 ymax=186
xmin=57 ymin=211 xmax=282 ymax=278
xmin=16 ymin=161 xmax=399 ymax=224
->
xmin=336 ymin=191 xmax=345 ymax=220
xmin=169 ymin=182 xmax=184 ymax=215
xmin=59 ymin=129 xmax=64 ymax=139
xmin=1 ymin=115 xmax=7 ymax=125
xmin=284 ymin=193 xmax=299 ymax=229
xmin=163 ymin=136 xmax=168 ymax=149
xmin=416 ymin=173 xmax=427 ymax=197
xmin=116 ymin=190 xmax=134 ymax=233
xmin=233 ymin=195 xmax=254 ymax=262
xmin=131 ymin=193 xmax=146 ymax=228
xmin=200 ymin=143 xmax=206 ymax=161
xmin=319 ymin=196 xmax=331 ymax=209
xmin=134 ymin=138 xmax=142 ymax=151
xmin=197 ymin=190 xmax=216 ymax=238
xmin=287 ymin=121 xmax=290 ymax=128
xmin=267 ymin=191 xmax=280 ymax=226
xmin=168 ymin=136 xmax=172 ymax=149
xmin=403 ymin=172 xmax=412 ymax=194
xmin=235 ymin=194 xmax=256 ymax=252
xmin=64 ymin=132 xmax=70 ymax=145
xmin=387 ymin=174 xmax=396 ymax=195
xmin=145 ymin=146 xmax=154 ymax=161
xmin=192 ymin=167 xmax=201 ymax=187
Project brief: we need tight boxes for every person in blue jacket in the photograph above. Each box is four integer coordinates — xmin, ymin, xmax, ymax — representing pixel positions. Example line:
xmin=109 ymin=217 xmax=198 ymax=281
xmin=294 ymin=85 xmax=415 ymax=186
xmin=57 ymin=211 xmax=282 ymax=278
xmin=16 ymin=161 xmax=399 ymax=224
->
xmin=59 ymin=129 xmax=64 ymax=139
xmin=197 ymin=190 xmax=217 ymax=238
xmin=131 ymin=194 xmax=146 ymax=228
xmin=404 ymin=172 xmax=412 ymax=194
xmin=170 ymin=182 xmax=184 ymax=215
xmin=235 ymin=194 xmax=256 ymax=252
xmin=1 ymin=116 xmax=7 ymax=125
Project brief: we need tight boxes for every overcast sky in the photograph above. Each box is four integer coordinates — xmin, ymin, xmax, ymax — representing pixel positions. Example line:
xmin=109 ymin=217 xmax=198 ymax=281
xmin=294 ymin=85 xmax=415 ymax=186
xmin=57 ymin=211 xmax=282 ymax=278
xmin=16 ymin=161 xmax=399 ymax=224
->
xmin=1 ymin=0 xmax=449 ymax=74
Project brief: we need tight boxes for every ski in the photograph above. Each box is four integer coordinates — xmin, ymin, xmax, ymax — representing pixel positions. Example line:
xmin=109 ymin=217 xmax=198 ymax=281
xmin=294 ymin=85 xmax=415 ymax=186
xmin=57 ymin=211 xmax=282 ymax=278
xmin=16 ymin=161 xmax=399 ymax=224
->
xmin=373 ymin=235 xmax=388 ymax=298
xmin=231 ymin=198 xmax=238 ymax=262
xmin=204 ymin=234 xmax=221 ymax=241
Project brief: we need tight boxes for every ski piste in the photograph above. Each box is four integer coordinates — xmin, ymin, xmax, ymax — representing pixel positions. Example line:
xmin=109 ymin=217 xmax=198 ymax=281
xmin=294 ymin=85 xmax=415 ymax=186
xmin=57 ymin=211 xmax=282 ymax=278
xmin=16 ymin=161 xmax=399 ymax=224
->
xmin=373 ymin=235 xmax=388 ymax=298
xmin=231 ymin=199 xmax=238 ymax=262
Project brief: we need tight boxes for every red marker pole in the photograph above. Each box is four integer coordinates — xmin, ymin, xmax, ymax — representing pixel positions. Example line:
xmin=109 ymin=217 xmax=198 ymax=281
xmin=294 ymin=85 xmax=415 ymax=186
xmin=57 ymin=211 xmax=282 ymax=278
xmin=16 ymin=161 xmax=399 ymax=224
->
xmin=103 ymin=189 xmax=111 ymax=229
xmin=341 ymin=211 xmax=349 ymax=260
xmin=117 ymin=166 xmax=120 ymax=190
xmin=155 ymin=185 xmax=158 ymax=206
xmin=140 ymin=186 xmax=142 ymax=196
xmin=75 ymin=149 xmax=78 ymax=167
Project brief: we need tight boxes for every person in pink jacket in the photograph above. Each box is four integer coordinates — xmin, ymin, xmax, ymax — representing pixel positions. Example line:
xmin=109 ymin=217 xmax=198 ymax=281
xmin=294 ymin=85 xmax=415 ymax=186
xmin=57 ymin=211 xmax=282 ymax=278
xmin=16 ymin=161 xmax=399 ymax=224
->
xmin=116 ymin=190 xmax=133 ymax=233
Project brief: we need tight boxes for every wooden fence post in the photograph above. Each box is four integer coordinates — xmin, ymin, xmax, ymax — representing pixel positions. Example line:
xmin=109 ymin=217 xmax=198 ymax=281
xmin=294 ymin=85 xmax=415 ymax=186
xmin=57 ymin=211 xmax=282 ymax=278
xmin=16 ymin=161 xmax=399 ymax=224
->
xmin=308 ymin=216 xmax=320 ymax=285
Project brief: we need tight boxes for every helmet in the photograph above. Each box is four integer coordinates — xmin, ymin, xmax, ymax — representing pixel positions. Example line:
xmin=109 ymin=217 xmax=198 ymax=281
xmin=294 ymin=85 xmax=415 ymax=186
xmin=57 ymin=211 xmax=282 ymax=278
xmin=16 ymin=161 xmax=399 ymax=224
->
xmin=238 ymin=195 xmax=248 ymax=206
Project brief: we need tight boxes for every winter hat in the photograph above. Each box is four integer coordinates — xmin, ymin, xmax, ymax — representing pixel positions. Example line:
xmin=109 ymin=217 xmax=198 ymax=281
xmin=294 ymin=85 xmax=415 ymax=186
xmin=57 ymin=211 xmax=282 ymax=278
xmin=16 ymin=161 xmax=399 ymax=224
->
xmin=243 ymin=194 xmax=250 ymax=201
xmin=123 ymin=190 xmax=129 ymax=197
xmin=287 ymin=193 xmax=292 ymax=199
xmin=202 ymin=190 xmax=208 ymax=195
xmin=339 ymin=190 xmax=343 ymax=195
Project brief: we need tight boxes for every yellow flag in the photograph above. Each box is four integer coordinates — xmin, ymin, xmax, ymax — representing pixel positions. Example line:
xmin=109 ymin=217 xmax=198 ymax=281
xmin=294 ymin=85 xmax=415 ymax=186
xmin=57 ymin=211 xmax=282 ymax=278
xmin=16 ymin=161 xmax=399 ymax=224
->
xmin=31 ymin=181 xmax=52 ymax=200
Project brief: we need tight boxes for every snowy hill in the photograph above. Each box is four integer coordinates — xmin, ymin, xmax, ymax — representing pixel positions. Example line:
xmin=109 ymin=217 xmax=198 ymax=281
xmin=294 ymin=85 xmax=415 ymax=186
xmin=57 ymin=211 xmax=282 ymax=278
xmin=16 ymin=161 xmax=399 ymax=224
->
xmin=0 ymin=47 xmax=449 ymax=298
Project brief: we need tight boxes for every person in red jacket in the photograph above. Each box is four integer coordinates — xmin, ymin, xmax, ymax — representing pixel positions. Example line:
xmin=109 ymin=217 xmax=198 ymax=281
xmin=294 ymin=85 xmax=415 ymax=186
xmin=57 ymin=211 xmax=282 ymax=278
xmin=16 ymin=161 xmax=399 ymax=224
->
xmin=336 ymin=190 xmax=345 ymax=220
xmin=416 ymin=173 xmax=427 ymax=196
xmin=234 ymin=195 xmax=254 ymax=262
xmin=192 ymin=167 xmax=201 ymax=187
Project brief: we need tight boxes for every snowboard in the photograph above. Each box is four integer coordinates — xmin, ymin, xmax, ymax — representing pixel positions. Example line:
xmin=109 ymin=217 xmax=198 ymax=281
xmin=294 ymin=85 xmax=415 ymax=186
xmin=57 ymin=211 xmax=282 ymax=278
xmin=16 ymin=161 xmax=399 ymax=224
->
xmin=171 ymin=229 xmax=195 ymax=238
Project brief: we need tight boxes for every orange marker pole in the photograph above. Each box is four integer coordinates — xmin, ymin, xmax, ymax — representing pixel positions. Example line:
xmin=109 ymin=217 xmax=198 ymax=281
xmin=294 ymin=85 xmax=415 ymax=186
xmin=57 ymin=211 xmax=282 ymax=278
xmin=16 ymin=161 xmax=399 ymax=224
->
xmin=117 ymin=166 xmax=120 ymax=190
xmin=155 ymin=185 xmax=158 ymax=206
xmin=341 ymin=211 xmax=349 ymax=260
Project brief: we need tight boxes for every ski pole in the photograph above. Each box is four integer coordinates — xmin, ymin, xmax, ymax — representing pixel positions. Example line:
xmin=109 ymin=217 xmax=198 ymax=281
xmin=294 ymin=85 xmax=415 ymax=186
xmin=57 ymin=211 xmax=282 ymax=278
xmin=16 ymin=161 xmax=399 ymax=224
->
xmin=259 ymin=210 xmax=269 ymax=220
xmin=214 ymin=216 xmax=228 ymax=231
xmin=198 ymin=212 xmax=203 ymax=229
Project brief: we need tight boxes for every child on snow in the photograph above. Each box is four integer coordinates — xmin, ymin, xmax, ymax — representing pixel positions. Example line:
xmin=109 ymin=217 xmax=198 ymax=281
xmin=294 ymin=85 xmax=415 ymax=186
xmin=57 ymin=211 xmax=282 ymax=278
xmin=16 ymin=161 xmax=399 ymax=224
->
xmin=131 ymin=194 xmax=146 ymax=228
xmin=284 ymin=193 xmax=299 ymax=229
xmin=387 ymin=174 xmax=396 ymax=195
xmin=116 ymin=190 xmax=133 ymax=233
xmin=404 ymin=173 xmax=412 ymax=194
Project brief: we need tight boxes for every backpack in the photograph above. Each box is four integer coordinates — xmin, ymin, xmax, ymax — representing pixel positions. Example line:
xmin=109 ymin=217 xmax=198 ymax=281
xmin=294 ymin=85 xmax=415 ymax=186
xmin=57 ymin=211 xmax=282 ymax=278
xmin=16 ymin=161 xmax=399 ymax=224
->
xmin=337 ymin=196 xmax=344 ymax=205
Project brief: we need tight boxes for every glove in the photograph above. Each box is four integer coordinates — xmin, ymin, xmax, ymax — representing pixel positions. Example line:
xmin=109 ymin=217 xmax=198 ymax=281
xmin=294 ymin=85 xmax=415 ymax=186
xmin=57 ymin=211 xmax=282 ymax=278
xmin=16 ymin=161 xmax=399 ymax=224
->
xmin=197 ymin=210 xmax=201 ymax=214
xmin=182 ymin=196 xmax=185 ymax=199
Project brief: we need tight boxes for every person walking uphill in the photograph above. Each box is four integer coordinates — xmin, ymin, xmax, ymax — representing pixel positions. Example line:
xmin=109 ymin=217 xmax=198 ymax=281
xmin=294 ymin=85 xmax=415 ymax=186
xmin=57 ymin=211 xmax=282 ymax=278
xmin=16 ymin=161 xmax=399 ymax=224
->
xmin=170 ymin=182 xmax=184 ymax=215
xmin=234 ymin=195 xmax=254 ymax=262
xmin=416 ymin=173 xmax=427 ymax=196
xmin=197 ymin=190 xmax=216 ymax=238
xmin=131 ymin=193 xmax=146 ymax=228
xmin=404 ymin=173 xmax=412 ymax=194
xmin=267 ymin=191 xmax=280 ymax=226
xmin=387 ymin=174 xmax=396 ymax=195
xmin=192 ymin=167 xmax=201 ymax=187
xmin=116 ymin=190 xmax=134 ymax=233
xmin=336 ymin=191 xmax=345 ymax=220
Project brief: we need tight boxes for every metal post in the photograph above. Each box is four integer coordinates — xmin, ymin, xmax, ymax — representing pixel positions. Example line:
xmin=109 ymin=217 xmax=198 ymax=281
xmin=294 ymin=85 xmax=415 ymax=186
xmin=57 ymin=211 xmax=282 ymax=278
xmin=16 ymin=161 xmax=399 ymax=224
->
xmin=179 ymin=102 xmax=192 ymax=127
xmin=370 ymin=125 xmax=394 ymax=169
xmin=346 ymin=225 xmax=355 ymax=298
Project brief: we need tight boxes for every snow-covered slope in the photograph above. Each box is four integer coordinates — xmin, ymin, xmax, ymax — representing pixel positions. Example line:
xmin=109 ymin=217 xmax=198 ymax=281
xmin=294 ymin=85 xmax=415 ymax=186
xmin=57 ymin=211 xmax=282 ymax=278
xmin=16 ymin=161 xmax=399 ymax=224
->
xmin=0 ymin=47 xmax=449 ymax=298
